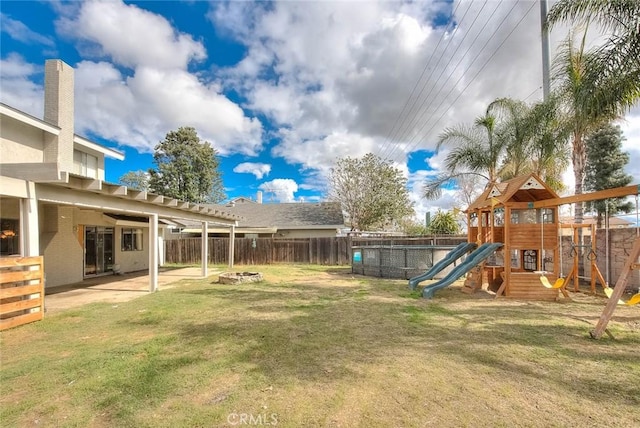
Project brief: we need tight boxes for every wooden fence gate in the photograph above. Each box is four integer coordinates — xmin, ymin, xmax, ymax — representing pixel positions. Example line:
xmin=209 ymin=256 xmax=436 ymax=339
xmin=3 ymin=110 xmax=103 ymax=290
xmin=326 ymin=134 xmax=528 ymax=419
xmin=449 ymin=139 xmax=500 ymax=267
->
xmin=0 ymin=256 xmax=45 ymax=331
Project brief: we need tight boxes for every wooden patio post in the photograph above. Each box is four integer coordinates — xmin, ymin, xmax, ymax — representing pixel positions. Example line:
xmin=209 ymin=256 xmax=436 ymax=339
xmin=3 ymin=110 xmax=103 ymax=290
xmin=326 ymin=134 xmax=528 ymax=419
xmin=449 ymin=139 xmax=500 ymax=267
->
xmin=228 ymin=224 xmax=235 ymax=269
xmin=149 ymin=213 xmax=158 ymax=292
xmin=201 ymin=221 xmax=208 ymax=277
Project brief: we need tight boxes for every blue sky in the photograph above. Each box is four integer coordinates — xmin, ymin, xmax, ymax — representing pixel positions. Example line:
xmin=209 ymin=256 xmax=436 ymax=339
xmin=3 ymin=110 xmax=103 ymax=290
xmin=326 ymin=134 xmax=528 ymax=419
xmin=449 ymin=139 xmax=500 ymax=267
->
xmin=2 ymin=0 xmax=639 ymax=221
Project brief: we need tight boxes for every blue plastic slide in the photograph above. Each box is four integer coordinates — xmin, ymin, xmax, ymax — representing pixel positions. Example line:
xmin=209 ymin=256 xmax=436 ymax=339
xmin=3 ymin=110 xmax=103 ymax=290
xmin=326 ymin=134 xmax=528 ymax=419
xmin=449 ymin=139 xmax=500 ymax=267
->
xmin=422 ymin=242 xmax=503 ymax=299
xmin=408 ymin=242 xmax=478 ymax=290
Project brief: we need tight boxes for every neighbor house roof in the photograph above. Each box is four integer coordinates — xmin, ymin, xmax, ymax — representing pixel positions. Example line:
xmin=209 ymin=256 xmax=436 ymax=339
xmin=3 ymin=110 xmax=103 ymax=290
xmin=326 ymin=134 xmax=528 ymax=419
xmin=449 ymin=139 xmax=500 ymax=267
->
xmin=223 ymin=201 xmax=345 ymax=230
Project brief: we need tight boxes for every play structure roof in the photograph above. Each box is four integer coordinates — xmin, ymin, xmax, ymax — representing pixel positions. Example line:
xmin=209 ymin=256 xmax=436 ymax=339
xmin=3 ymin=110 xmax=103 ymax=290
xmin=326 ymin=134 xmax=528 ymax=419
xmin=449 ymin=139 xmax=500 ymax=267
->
xmin=467 ymin=173 xmax=560 ymax=211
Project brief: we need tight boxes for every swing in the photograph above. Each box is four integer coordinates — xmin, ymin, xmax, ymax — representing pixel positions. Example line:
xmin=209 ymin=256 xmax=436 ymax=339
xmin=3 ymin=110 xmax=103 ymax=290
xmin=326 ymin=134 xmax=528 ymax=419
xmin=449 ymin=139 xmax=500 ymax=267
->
xmin=601 ymin=196 xmax=640 ymax=306
xmin=603 ymin=287 xmax=640 ymax=306
xmin=538 ymin=207 xmax=565 ymax=289
xmin=540 ymin=275 xmax=565 ymax=289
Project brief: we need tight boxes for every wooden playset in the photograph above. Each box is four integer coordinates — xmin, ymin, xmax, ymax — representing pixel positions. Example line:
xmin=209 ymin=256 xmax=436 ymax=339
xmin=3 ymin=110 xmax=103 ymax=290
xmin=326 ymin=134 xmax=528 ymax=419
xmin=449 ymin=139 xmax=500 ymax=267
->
xmin=463 ymin=173 xmax=640 ymax=302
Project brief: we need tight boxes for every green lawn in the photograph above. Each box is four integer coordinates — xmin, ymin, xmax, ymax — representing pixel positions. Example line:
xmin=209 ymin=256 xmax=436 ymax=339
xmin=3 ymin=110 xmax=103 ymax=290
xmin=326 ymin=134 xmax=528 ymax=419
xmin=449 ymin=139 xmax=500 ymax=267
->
xmin=1 ymin=264 xmax=639 ymax=427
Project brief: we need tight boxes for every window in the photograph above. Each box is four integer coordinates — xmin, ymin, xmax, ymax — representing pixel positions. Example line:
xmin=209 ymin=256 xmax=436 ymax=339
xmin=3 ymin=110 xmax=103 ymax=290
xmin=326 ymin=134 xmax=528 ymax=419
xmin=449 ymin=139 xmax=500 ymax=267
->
xmin=121 ymin=228 xmax=143 ymax=251
xmin=73 ymin=150 xmax=98 ymax=178
xmin=493 ymin=208 xmax=504 ymax=226
xmin=523 ymin=250 xmax=538 ymax=271
xmin=0 ymin=218 xmax=20 ymax=256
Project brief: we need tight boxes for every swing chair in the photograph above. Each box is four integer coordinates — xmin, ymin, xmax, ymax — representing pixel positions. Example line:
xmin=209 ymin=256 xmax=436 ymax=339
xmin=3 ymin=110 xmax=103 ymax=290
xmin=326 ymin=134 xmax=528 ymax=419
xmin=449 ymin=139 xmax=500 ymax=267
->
xmin=603 ymin=287 xmax=640 ymax=306
xmin=537 ymin=207 xmax=566 ymax=289
xmin=601 ymin=196 xmax=640 ymax=306
xmin=540 ymin=274 xmax=565 ymax=289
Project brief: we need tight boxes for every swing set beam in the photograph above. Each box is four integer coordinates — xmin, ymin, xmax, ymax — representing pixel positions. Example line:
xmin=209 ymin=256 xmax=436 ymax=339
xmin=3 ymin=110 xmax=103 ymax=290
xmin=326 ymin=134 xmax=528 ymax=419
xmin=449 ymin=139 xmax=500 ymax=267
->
xmin=526 ymin=184 xmax=639 ymax=209
xmin=591 ymin=238 xmax=640 ymax=339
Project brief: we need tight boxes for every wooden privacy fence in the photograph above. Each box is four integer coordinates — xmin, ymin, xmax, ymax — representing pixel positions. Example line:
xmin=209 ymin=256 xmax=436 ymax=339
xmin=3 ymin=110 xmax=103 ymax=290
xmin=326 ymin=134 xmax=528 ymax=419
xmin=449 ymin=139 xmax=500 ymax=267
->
xmin=164 ymin=235 xmax=468 ymax=266
xmin=1 ymin=256 xmax=45 ymax=331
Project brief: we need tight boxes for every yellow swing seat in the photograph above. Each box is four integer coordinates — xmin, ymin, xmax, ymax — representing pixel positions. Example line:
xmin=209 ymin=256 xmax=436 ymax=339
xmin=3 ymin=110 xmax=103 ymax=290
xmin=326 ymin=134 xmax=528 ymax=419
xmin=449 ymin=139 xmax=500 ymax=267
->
xmin=604 ymin=287 xmax=640 ymax=306
xmin=540 ymin=275 xmax=565 ymax=289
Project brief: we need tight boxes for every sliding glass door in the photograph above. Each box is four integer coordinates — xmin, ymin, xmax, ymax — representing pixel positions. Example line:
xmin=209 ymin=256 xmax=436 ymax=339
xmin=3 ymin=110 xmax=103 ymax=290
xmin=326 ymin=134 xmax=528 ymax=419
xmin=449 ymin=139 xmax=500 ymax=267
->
xmin=84 ymin=226 xmax=114 ymax=276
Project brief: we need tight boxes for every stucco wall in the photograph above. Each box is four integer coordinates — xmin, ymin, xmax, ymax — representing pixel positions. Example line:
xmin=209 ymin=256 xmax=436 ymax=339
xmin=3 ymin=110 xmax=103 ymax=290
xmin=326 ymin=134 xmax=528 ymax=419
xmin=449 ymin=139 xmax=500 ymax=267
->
xmin=114 ymin=226 xmax=149 ymax=273
xmin=0 ymin=116 xmax=45 ymax=163
xmin=40 ymin=205 xmax=84 ymax=288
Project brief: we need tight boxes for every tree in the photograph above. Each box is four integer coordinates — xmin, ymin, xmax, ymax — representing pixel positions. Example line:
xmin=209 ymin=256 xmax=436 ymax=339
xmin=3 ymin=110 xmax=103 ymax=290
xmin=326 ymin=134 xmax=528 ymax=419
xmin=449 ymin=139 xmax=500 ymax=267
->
xmin=551 ymin=31 xmax=621 ymax=223
xmin=398 ymin=218 xmax=428 ymax=236
xmin=329 ymin=153 xmax=414 ymax=231
xmin=423 ymin=112 xmax=504 ymax=200
xmin=426 ymin=210 xmax=461 ymax=235
xmin=547 ymin=3 xmax=639 ymax=223
xmin=547 ymin=0 xmax=640 ymax=116
xmin=519 ymin=96 xmax=571 ymax=192
xmin=454 ymin=174 xmax=484 ymax=209
xmin=487 ymin=97 xmax=531 ymax=180
xmin=118 ymin=170 xmax=149 ymax=191
xmin=148 ymin=127 xmax=226 ymax=203
xmin=584 ymin=123 xmax=633 ymax=228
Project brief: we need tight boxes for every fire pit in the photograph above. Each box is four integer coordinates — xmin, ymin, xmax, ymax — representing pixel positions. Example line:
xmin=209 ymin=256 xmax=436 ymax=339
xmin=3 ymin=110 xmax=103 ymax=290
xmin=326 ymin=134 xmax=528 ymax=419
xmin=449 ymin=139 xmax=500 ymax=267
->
xmin=218 ymin=272 xmax=263 ymax=285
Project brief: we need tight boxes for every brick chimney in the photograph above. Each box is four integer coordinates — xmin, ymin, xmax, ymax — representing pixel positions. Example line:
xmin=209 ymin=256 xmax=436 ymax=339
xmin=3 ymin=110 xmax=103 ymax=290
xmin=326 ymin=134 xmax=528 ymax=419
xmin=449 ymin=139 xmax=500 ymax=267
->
xmin=43 ymin=59 xmax=74 ymax=172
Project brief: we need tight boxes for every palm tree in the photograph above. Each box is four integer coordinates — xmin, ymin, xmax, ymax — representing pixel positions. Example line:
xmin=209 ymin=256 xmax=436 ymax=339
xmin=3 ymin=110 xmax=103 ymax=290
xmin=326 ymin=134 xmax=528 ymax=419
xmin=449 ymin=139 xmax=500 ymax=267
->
xmin=519 ymin=96 xmax=571 ymax=192
xmin=552 ymin=31 xmax=620 ymax=222
xmin=486 ymin=97 xmax=531 ymax=180
xmin=546 ymin=0 xmax=640 ymax=115
xmin=424 ymin=97 xmax=570 ymax=201
xmin=423 ymin=112 xmax=505 ymax=200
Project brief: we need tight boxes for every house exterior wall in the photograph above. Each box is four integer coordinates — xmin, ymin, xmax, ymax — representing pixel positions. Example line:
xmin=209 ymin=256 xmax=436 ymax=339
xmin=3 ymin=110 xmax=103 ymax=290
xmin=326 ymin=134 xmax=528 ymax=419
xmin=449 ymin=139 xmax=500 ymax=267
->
xmin=73 ymin=208 xmax=150 ymax=274
xmin=114 ymin=226 xmax=149 ymax=273
xmin=0 ymin=116 xmax=46 ymax=163
xmin=73 ymin=144 xmax=107 ymax=180
xmin=37 ymin=204 xmax=152 ymax=287
xmin=40 ymin=205 xmax=84 ymax=287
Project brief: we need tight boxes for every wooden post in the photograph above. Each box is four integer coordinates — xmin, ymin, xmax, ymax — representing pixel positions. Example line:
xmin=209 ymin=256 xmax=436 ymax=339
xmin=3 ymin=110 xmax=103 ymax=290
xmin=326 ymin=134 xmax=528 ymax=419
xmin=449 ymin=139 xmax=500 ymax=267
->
xmin=590 ymin=237 xmax=640 ymax=339
xmin=477 ymin=210 xmax=483 ymax=246
xmin=228 ymin=225 xmax=235 ymax=269
xmin=573 ymin=226 xmax=579 ymax=291
xmin=590 ymin=224 xmax=596 ymax=293
xmin=201 ymin=221 xmax=208 ymax=278
xmin=503 ymin=205 xmax=511 ymax=297
xmin=149 ymin=213 xmax=158 ymax=292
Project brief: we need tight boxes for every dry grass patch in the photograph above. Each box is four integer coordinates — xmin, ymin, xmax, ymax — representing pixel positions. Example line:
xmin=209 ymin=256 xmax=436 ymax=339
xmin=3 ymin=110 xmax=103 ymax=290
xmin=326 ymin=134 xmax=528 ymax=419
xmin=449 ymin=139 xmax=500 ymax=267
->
xmin=1 ymin=264 xmax=638 ymax=427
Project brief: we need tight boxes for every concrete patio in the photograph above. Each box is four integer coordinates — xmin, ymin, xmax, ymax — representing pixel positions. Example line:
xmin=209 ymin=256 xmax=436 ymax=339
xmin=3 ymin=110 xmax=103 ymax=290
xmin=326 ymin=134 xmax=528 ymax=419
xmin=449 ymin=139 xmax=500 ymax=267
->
xmin=44 ymin=267 xmax=222 ymax=313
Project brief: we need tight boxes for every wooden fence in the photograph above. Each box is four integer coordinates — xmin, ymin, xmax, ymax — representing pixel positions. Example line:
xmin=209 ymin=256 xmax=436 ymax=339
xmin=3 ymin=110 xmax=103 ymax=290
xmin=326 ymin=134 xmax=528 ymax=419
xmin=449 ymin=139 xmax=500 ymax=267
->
xmin=164 ymin=235 xmax=468 ymax=266
xmin=1 ymin=256 xmax=45 ymax=331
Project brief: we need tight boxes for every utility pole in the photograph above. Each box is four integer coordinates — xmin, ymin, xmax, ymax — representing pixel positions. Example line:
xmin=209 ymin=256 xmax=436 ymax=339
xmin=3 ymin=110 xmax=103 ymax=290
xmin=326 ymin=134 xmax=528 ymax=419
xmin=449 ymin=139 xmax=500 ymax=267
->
xmin=540 ymin=0 xmax=551 ymax=101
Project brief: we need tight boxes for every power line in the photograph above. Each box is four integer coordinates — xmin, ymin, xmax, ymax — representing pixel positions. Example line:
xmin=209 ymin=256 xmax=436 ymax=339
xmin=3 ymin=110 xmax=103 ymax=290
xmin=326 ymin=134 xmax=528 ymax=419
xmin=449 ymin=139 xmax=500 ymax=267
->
xmin=376 ymin=1 xmax=466 ymax=160
xmin=388 ymin=1 xmax=537 ymax=162
xmin=383 ymin=0 xmax=504 ymax=161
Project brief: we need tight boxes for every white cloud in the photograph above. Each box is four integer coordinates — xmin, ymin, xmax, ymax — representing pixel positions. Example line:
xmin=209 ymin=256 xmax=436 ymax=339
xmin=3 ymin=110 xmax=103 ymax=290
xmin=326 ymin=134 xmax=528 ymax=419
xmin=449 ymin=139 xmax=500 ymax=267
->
xmin=210 ymin=1 xmax=554 ymax=184
xmin=233 ymin=162 xmax=271 ymax=179
xmin=619 ymin=108 xmax=640 ymax=184
xmin=259 ymin=178 xmax=298 ymax=202
xmin=70 ymin=61 xmax=263 ymax=154
xmin=272 ymin=131 xmax=380 ymax=177
xmin=4 ymin=0 xmax=634 ymax=215
xmin=0 ymin=14 xmax=55 ymax=47
xmin=0 ymin=54 xmax=43 ymax=117
xmin=56 ymin=0 xmax=205 ymax=70
xmin=31 ymin=0 xmax=264 ymax=155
